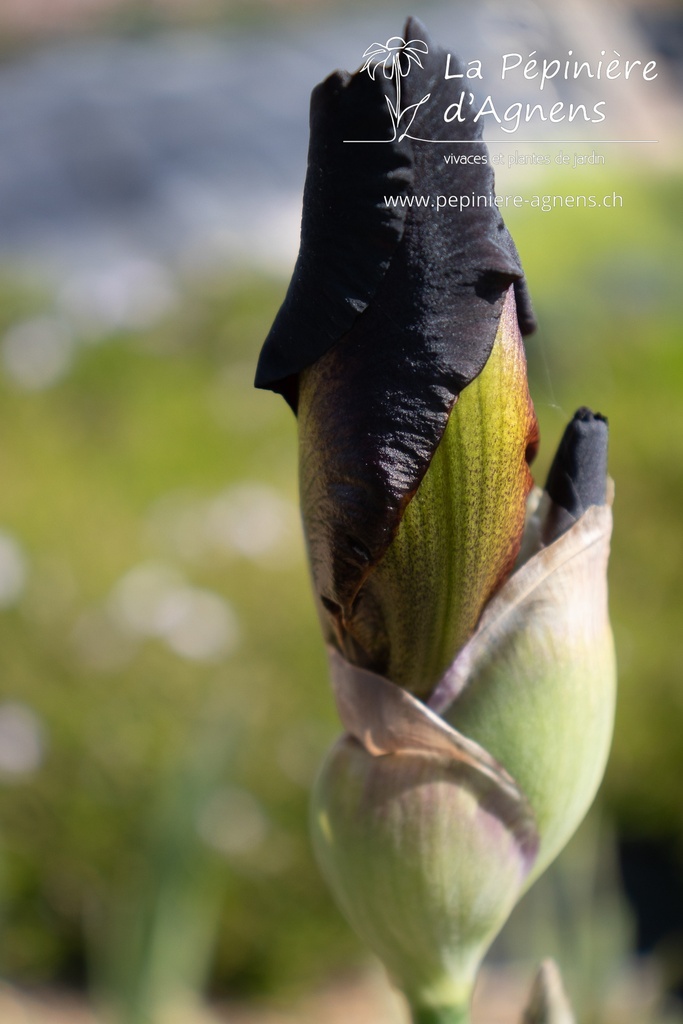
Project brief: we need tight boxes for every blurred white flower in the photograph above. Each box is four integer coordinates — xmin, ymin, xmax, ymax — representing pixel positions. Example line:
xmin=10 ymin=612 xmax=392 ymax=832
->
xmin=109 ymin=561 xmax=239 ymax=662
xmin=109 ymin=561 xmax=184 ymax=636
xmin=1 ymin=316 xmax=75 ymax=390
xmin=0 ymin=531 xmax=27 ymax=607
xmin=145 ymin=483 xmax=302 ymax=570
xmin=153 ymin=585 xmax=239 ymax=662
xmin=205 ymin=483 xmax=301 ymax=567
xmin=0 ymin=702 xmax=44 ymax=778
xmin=197 ymin=786 xmax=268 ymax=857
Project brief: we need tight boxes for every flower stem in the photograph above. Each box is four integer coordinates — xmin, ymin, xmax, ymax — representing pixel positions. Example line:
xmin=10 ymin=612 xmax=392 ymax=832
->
xmin=394 ymin=65 xmax=402 ymax=123
xmin=410 ymin=1005 xmax=470 ymax=1024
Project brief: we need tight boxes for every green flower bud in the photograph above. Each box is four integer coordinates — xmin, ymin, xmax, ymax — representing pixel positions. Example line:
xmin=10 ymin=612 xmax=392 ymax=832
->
xmin=311 ymin=415 xmax=614 ymax=1016
xmin=312 ymin=648 xmax=539 ymax=1019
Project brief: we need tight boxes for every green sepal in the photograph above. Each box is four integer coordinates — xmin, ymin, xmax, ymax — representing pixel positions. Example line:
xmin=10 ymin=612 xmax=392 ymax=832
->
xmin=434 ymin=502 xmax=616 ymax=882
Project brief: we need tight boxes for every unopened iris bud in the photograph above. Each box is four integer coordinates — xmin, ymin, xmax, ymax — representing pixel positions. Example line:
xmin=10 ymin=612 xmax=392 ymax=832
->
xmin=310 ymin=402 xmax=614 ymax=1016
xmin=312 ymin=650 xmax=539 ymax=1021
xmin=256 ymin=17 xmax=537 ymax=688
xmin=521 ymin=960 xmax=576 ymax=1024
xmin=257 ymin=15 xmax=616 ymax=1024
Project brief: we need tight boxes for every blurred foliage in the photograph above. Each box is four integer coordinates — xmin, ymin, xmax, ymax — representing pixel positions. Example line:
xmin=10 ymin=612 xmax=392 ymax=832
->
xmin=0 ymin=169 xmax=680 ymax=1020
xmin=0 ymin=273 xmax=355 ymax=1005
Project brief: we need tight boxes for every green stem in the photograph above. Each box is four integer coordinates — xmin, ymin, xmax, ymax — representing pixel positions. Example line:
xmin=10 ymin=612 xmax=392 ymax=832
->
xmin=410 ymin=1004 xmax=470 ymax=1024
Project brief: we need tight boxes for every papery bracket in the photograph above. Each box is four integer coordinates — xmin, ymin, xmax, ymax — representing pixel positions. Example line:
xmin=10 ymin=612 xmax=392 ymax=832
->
xmin=328 ymin=646 xmax=540 ymax=869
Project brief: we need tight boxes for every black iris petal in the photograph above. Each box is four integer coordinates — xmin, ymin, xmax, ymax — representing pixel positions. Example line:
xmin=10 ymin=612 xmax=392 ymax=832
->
xmin=256 ymin=17 xmax=537 ymax=616
xmin=543 ymin=407 xmax=609 ymax=543
xmin=254 ymin=66 xmax=412 ymax=409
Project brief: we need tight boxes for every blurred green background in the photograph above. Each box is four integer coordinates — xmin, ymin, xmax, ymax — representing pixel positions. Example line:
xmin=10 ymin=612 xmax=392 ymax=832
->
xmin=0 ymin=1 xmax=681 ymax=1022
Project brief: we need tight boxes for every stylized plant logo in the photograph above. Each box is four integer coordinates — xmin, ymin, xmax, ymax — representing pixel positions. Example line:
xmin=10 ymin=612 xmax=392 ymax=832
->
xmin=361 ymin=36 xmax=431 ymax=141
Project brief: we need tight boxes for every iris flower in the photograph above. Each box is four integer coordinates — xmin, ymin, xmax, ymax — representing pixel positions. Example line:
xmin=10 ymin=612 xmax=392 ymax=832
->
xmin=256 ymin=17 xmax=615 ymax=1024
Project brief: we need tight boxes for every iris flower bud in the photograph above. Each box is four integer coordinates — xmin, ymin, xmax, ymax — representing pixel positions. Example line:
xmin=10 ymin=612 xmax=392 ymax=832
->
xmin=521 ymin=960 xmax=576 ymax=1024
xmin=256 ymin=17 xmax=615 ymax=1024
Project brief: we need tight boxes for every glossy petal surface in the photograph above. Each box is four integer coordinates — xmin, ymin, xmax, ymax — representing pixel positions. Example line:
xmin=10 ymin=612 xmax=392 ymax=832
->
xmin=262 ymin=18 xmax=536 ymax=644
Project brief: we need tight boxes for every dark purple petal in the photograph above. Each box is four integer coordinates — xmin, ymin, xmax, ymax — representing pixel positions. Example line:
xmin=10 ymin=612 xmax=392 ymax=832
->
xmin=257 ymin=17 xmax=537 ymax=637
xmin=542 ymin=408 xmax=608 ymax=543
xmin=254 ymin=66 xmax=412 ymax=407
